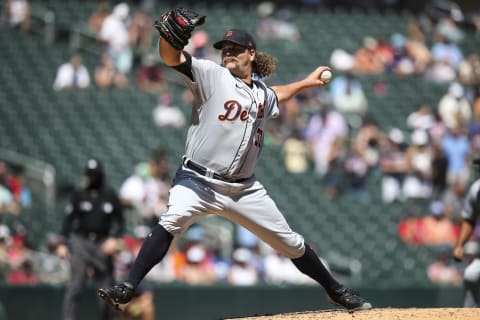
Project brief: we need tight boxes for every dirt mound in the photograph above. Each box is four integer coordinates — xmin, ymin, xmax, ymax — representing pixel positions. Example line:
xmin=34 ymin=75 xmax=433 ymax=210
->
xmin=226 ymin=308 xmax=478 ymax=319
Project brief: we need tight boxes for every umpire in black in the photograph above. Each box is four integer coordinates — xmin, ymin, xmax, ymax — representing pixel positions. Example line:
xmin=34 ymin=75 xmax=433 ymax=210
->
xmin=57 ymin=159 xmax=124 ymax=320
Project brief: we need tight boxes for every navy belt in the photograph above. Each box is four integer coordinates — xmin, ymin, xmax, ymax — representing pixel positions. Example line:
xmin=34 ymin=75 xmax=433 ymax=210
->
xmin=183 ymin=158 xmax=249 ymax=183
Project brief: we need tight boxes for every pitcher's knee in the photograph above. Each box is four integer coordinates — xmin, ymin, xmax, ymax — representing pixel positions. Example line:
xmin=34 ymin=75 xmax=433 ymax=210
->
xmin=273 ymin=233 xmax=305 ymax=259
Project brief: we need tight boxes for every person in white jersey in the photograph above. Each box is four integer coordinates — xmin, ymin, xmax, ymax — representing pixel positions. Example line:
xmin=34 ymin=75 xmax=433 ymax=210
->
xmin=98 ymin=8 xmax=372 ymax=312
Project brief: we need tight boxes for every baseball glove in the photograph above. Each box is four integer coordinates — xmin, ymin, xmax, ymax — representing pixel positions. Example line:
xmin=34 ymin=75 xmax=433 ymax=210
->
xmin=153 ymin=8 xmax=206 ymax=50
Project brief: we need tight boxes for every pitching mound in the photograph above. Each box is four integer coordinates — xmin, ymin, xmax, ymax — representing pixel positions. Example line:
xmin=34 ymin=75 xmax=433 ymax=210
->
xmin=226 ymin=308 xmax=478 ymax=319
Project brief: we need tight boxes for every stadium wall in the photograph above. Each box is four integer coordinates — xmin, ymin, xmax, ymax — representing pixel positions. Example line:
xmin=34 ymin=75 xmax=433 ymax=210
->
xmin=0 ymin=284 xmax=464 ymax=320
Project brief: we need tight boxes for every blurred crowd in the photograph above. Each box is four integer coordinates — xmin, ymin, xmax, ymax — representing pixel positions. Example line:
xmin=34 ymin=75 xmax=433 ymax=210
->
xmin=1 ymin=0 xmax=480 ymax=293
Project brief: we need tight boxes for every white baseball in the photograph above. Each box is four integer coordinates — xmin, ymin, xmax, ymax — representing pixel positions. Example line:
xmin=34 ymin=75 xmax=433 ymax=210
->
xmin=320 ymin=70 xmax=332 ymax=83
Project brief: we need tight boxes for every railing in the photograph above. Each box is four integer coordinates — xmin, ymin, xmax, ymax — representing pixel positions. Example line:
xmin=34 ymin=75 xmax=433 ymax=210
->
xmin=0 ymin=148 xmax=56 ymax=223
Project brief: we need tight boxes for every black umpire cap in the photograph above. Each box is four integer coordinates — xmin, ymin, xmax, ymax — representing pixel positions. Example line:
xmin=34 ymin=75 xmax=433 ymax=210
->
xmin=213 ymin=29 xmax=256 ymax=50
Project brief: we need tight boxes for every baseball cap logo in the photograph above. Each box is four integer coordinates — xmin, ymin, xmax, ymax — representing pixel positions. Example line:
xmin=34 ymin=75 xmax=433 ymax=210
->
xmin=226 ymin=31 xmax=233 ymax=37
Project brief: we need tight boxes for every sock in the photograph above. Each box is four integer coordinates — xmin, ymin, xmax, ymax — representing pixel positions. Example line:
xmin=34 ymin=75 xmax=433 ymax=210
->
xmin=127 ymin=224 xmax=173 ymax=287
xmin=291 ymin=243 xmax=342 ymax=294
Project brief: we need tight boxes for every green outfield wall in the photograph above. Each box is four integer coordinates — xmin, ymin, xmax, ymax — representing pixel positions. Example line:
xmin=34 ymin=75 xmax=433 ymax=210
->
xmin=0 ymin=284 xmax=465 ymax=320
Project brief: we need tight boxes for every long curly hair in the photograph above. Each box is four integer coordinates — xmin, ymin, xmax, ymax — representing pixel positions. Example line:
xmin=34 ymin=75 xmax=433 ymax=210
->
xmin=253 ymin=51 xmax=277 ymax=78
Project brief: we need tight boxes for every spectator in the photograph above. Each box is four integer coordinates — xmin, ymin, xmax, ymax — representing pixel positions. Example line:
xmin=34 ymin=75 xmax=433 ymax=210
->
xmin=119 ymin=149 xmax=171 ymax=227
xmin=136 ymin=54 xmax=167 ymax=93
xmin=0 ymin=162 xmax=21 ymax=216
xmin=397 ymin=208 xmax=424 ymax=245
xmin=266 ymin=93 xmax=306 ymax=144
xmin=389 ymin=33 xmax=416 ymax=76
xmin=7 ymin=258 xmax=38 ymax=285
xmin=323 ymin=135 xmax=348 ymax=199
xmin=33 ymin=233 xmax=69 ymax=284
xmin=184 ymin=30 xmax=214 ymax=59
xmin=403 ymin=32 xmax=431 ymax=75
xmin=425 ymin=58 xmax=457 ymax=83
xmin=438 ymin=82 xmax=472 ymax=129
xmin=427 ymin=249 xmax=462 ymax=286
xmin=435 ymin=16 xmax=464 ymax=44
xmin=177 ymin=244 xmax=217 ymax=285
xmin=94 ymin=53 xmax=128 ymax=89
xmin=372 ymin=36 xmax=395 ymax=70
xmin=263 ymin=248 xmax=316 ymax=285
xmin=406 ymin=104 xmax=435 ymax=132
xmin=304 ymin=105 xmax=348 ymax=176
xmin=152 ymin=92 xmax=186 ymax=128
xmin=431 ymin=140 xmax=449 ymax=199
xmin=472 ymin=11 xmax=480 ymax=34
xmin=99 ymin=2 xmax=133 ymax=74
xmin=7 ymin=231 xmax=32 ymax=270
xmin=425 ymin=34 xmax=463 ymax=83
xmin=353 ymin=37 xmax=384 ymax=75
xmin=422 ymin=201 xmax=457 ymax=246
xmin=53 ymin=54 xmax=91 ymax=91
xmin=282 ymin=129 xmax=309 ymax=174
xmin=5 ymin=0 xmax=30 ymax=32
xmin=256 ymin=5 xmax=300 ymax=42
xmin=428 ymin=110 xmax=449 ymax=145
xmin=227 ymin=247 xmax=259 ymax=286
xmin=129 ymin=7 xmax=153 ymax=55
xmin=458 ymin=54 xmax=480 ymax=86
xmin=87 ymin=1 xmax=110 ymax=34
xmin=329 ymin=73 xmax=368 ymax=128
xmin=379 ymin=128 xmax=409 ymax=203
xmin=329 ymin=48 xmax=355 ymax=73
xmin=442 ymin=177 xmax=468 ymax=223
xmin=442 ymin=125 xmax=470 ymax=187
xmin=468 ymin=98 xmax=480 ymax=159
xmin=351 ymin=118 xmax=386 ymax=168
xmin=403 ymin=130 xmax=433 ymax=200
xmin=0 ymin=225 xmax=11 ymax=281
xmin=343 ymin=143 xmax=369 ymax=200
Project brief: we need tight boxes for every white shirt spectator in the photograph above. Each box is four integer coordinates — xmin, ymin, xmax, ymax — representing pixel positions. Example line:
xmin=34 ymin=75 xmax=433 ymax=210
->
xmin=100 ymin=3 xmax=130 ymax=54
xmin=119 ymin=163 xmax=167 ymax=220
xmin=438 ymin=82 xmax=471 ymax=128
xmin=99 ymin=3 xmax=132 ymax=74
xmin=53 ymin=55 xmax=90 ymax=91
xmin=153 ymin=92 xmax=186 ymax=128
xmin=7 ymin=0 xmax=29 ymax=27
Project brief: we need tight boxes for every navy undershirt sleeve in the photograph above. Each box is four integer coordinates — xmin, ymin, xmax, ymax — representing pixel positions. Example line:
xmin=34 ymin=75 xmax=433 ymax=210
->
xmin=173 ymin=51 xmax=193 ymax=81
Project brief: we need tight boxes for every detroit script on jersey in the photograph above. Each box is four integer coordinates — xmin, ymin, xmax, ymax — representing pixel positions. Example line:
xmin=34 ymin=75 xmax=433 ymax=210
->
xmin=179 ymin=56 xmax=279 ymax=179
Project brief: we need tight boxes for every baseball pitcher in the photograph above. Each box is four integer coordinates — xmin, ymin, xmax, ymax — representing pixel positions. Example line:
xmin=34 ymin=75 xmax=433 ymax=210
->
xmin=98 ymin=7 xmax=372 ymax=312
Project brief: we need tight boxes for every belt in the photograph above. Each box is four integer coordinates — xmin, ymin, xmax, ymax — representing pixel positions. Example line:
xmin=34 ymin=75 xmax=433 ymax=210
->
xmin=76 ymin=232 xmax=107 ymax=242
xmin=183 ymin=157 xmax=249 ymax=183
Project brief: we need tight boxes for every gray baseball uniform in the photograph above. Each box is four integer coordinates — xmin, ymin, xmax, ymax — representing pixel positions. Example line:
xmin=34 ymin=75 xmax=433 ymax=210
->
xmin=158 ymin=53 xmax=305 ymax=258
xmin=460 ymin=178 xmax=480 ymax=307
xmin=98 ymin=24 xmax=372 ymax=312
xmin=461 ymin=178 xmax=480 ymax=223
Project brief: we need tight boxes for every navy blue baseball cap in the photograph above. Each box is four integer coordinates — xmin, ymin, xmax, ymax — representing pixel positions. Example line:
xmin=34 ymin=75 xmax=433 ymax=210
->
xmin=213 ymin=29 xmax=256 ymax=50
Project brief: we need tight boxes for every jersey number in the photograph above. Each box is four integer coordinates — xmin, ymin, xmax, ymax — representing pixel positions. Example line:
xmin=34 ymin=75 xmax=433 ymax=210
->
xmin=254 ymin=128 xmax=263 ymax=147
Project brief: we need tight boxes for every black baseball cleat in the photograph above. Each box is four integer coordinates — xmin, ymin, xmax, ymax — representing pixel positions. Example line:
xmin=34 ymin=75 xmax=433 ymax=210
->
xmin=97 ymin=282 xmax=134 ymax=310
xmin=327 ymin=286 xmax=372 ymax=311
